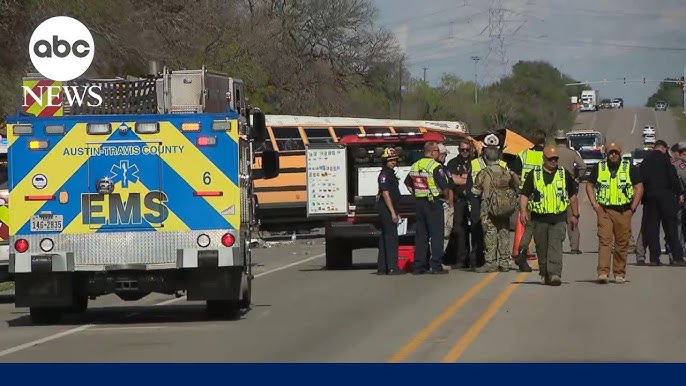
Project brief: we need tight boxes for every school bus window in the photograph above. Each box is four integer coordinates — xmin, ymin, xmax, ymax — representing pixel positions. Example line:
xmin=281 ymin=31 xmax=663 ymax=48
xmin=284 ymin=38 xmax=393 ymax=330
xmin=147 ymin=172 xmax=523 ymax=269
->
xmin=272 ymin=126 xmax=305 ymax=151
xmin=364 ymin=127 xmax=392 ymax=134
xmin=303 ymin=127 xmax=334 ymax=144
xmin=394 ymin=126 xmax=421 ymax=133
xmin=333 ymin=127 xmax=360 ymax=141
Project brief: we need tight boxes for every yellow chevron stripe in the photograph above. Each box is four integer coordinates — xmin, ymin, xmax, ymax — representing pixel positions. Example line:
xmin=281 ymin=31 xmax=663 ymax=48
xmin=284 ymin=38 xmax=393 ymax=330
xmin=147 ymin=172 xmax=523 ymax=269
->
xmin=63 ymin=179 xmax=190 ymax=234
xmin=137 ymin=121 xmax=240 ymax=230
xmin=9 ymin=123 xmax=118 ymax=235
xmin=228 ymin=119 xmax=239 ymax=143
xmin=7 ymin=124 xmax=18 ymax=148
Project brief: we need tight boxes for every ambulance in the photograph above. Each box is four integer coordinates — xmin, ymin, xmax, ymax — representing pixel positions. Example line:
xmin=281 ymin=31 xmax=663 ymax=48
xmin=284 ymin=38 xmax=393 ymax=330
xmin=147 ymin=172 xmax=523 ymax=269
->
xmin=6 ymin=66 xmax=279 ymax=324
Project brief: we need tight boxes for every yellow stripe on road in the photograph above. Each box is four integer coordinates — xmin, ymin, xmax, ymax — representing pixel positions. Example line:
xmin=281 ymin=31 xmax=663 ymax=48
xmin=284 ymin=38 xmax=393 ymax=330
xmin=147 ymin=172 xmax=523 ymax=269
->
xmin=386 ymin=272 xmax=499 ymax=363
xmin=440 ymin=271 xmax=531 ymax=363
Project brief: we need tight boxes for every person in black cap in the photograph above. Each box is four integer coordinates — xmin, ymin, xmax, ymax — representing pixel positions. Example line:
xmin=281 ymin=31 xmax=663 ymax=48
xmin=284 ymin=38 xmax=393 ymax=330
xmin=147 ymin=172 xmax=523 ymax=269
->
xmin=376 ymin=147 xmax=404 ymax=275
xmin=639 ymin=140 xmax=686 ymax=266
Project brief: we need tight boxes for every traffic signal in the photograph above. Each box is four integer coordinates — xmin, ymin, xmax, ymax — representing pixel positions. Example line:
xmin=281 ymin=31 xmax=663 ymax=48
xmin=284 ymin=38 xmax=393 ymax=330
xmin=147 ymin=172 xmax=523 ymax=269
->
xmin=677 ymin=77 xmax=685 ymax=86
xmin=623 ymin=77 xmax=626 ymax=84
xmin=643 ymin=77 xmax=646 ymax=84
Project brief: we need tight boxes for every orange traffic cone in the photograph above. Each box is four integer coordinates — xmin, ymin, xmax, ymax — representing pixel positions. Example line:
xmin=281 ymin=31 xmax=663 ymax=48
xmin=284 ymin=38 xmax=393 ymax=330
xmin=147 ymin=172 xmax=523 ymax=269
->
xmin=511 ymin=210 xmax=525 ymax=257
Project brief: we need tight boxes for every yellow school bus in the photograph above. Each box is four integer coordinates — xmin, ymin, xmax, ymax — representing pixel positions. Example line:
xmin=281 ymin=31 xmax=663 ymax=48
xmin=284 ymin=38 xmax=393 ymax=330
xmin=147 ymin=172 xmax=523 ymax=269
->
xmin=252 ymin=115 xmax=473 ymax=223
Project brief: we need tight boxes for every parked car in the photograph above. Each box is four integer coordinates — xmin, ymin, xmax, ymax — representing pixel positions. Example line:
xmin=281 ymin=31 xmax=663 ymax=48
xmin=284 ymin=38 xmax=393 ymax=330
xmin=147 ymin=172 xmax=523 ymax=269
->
xmin=643 ymin=125 xmax=656 ymax=136
xmin=611 ymin=98 xmax=622 ymax=108
xmin=644 ymin=134 xmax=656 ymax=145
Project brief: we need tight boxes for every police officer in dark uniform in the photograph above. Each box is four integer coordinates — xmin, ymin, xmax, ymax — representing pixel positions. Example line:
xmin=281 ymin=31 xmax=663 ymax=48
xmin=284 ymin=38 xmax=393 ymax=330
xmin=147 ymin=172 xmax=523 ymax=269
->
xmin=445 ymin=139 xmax=474 ymax=267
xmin=404 ymin=141 xmax=452 ymax=274
xmin=639 ymin=140 xmax=686 ymax=266
xmin=377 ymin=147 xmax=404 ymax=275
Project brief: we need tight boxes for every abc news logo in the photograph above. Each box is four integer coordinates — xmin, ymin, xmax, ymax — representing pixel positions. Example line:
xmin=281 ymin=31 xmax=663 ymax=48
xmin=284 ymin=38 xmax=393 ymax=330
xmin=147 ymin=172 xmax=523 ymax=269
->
xmin=25 ymin=16 xmax=102 ymax=108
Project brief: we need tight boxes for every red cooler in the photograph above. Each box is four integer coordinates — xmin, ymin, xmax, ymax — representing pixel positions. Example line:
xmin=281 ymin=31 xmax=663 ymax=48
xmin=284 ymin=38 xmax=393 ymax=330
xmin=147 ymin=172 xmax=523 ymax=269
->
xmin=397 ymin=246 xmax=415 ymax=272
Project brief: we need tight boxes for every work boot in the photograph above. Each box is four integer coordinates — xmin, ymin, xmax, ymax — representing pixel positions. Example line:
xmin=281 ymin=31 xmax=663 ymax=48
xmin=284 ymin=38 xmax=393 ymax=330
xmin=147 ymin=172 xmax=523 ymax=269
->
xmin=514 ymin=248 xmax=533 ymax=272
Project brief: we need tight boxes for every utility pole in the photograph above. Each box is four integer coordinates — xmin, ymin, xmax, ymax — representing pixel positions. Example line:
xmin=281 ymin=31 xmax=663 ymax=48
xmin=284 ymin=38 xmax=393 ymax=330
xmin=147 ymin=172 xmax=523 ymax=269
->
xmin=423 ymin=67 xmax=428 ymax=83
xmin=471 ymin=55 xmax=480 ymax=104
xmin=683 ymin=64 xmax=686 ymax=115
xmin=398 ymin=60 xmax=403 ymax=119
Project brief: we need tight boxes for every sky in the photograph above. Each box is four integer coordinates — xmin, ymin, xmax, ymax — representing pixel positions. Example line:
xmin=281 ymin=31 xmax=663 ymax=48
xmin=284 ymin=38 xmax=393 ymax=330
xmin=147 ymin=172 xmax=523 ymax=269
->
xmin=371 ymin=0 xmax=686 ymax=107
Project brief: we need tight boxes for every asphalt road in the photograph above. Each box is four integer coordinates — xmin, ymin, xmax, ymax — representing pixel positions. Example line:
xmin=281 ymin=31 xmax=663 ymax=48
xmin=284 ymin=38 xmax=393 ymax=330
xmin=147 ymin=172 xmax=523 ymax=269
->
xmin=1 ymin=108 xmax=685 ymax=362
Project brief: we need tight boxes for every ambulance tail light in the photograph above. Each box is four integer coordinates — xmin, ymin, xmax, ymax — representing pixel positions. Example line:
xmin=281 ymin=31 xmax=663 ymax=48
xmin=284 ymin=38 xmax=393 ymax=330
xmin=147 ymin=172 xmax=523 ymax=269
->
xmin=14 ymin=239 xmax=29 ymax=253
xmin=197 ymin=136 xmax=217 ymax=147
xmin=212 ymin=120 xmax=231 ymax=131
xmin=135 ymin=122 xmax=159 ymax=134
xmin=221 ymin=233 xmax=235 ymax=247
xmin=28 ymin=140 xmax=49 ymax=150
xmin=87 ymin=123 xmax=111 ymax=135
xmin=45 ymin=125 xmax=65 ymax=135
xmin=182 ymin=122 xmax=201 ymax=132
xmin=12 ymin=124 xmax=33 ymax=135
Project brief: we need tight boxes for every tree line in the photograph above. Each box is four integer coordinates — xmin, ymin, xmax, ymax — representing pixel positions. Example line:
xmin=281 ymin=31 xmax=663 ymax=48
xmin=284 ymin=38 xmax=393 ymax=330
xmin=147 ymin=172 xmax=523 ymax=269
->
xmin=0 ymin=0 xmax=586 ymax=139
xmin=645 ymin=78 xmax=684 ymax=109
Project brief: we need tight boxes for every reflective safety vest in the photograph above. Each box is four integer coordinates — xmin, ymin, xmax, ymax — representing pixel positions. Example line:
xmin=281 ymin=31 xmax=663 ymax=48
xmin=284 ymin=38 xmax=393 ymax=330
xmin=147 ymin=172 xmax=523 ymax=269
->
xmin=471 ymin=158 xmax=508 ymax=177
xmin=529 ymin=167 xmax=570 ymax=214
xmin=595 ymin=160 xmax=633 ymax=206
xmin=518 ymin=148 xmax=543 ymax=189
xmin=409 ymin=157 xmax=441 ymax=200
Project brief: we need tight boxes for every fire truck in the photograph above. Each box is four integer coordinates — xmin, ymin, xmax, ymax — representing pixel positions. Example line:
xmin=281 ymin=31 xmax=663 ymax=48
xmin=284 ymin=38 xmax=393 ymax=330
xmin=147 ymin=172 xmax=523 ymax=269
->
xmin=6 ymin=66 xmax=279 ymax=324
xmin=305 ymin=131 xmax=446 ymax=269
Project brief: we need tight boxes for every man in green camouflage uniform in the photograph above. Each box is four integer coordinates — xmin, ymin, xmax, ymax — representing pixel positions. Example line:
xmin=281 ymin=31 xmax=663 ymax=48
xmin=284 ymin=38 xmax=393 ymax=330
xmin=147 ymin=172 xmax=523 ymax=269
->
xmin=471 ymin=131 xmax=520 ymax=272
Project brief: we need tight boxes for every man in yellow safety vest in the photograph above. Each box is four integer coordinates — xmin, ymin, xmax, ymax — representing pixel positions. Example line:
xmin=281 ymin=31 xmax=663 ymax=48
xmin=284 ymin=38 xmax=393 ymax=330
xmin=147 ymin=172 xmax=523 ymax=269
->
xmin=404 ymin=141 xmax=453 ymax=274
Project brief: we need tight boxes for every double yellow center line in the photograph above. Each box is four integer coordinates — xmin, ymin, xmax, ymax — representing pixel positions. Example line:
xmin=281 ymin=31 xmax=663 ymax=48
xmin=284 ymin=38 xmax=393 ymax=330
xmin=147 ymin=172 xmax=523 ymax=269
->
xmin=387 ymin=270 xmax=533 ymax=363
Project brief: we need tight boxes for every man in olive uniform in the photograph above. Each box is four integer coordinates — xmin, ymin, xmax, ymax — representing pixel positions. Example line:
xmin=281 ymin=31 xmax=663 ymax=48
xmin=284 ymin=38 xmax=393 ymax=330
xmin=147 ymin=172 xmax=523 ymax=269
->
xmin=585 ymin=143 xmax=643 ymax=284
xmin=376 ymin=147 xmax=404 ymax=275
xmin=469 ymin=129 xmax=510 ymax=267
xmin=509 ymin=129 xmax=546 ymax=272
xmin=520 ymin=146 xmax=580 ymax=286
xmin=552 ymin=129 xmax=586 ymax=254
xmin=405 ymin=141 xmax=452 ymax=274
xmin=471 ymin=132 xmax=521 ymax=272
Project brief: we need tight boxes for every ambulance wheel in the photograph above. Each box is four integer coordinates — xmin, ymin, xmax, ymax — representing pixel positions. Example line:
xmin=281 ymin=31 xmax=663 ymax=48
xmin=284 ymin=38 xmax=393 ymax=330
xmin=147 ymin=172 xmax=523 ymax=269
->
xmin=238 ymin=273 xmax=252 ymax=309
xmin=29 ymin=307 xmax=63 ymax=325
xmin=325 ymin=239 xmax=352 ymax=269
xmin=205 ymin=300 xmax=241 ymax=320
xmin=67 ymin=294 xmax=89 ymax=314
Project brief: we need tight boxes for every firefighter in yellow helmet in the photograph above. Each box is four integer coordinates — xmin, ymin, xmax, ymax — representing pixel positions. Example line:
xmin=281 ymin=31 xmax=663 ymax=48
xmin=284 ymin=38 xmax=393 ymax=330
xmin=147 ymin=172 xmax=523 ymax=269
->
xmin=376 ymin=147 xmax=404 ymax=275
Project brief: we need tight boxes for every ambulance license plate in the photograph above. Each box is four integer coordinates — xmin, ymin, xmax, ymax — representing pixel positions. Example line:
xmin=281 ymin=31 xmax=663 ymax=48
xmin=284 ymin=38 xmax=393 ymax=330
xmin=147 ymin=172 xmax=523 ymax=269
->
xmin=30 ymin=215 xmax=64 ymax=232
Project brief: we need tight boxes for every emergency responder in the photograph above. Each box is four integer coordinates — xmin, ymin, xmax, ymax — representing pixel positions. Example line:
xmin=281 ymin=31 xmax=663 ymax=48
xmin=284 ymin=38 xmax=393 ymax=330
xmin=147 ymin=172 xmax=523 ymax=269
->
xmin=469 ymin=129 xmax=510 ymax=268
xmin=404 ymin=141 xmax=452 ymax=274
xmin=445 ymin=139 xmax=474 ymax=268
xmin=376 ymin=147 xmax=404 ymax=275
xmin=471 ymin=133 xmax=521 ymax=272
xmin=437 ymin=144 xmax=455 ymax=254
xmin=552 ymin=129 xmax=586 ymax=254
xmin=519 ymin=145 xmax=580 ymax=286
xmin=510 ymin=129 xmax=547 ymax=272
xmin=665 ymin=143 xmax=686 ymax=260
xmin=639 ymin=140 xmax=686 ymax=266
xmin=585 ymin=143 xmax=643 ymax=284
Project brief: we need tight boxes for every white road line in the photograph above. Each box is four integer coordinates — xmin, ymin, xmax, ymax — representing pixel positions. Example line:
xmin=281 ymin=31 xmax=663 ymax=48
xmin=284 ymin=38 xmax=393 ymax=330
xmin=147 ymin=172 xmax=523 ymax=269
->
xmin=631 ymin=114 xmax=637 ymax=135
xmin=0 ymin=252 xmax=326 ymax=358
xmin=156 ymin=252 xmax=326 ymax=306
xmin=0 ymin=324 xmax=93 ymax=358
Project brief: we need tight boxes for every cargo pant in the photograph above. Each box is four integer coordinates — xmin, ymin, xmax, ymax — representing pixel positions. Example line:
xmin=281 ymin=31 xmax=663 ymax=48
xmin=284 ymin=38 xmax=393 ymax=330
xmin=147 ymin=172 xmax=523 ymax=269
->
xmin=532 ymin=219 xmax=567 ymax=279
xmin=482 ymin=214 xmax=511 ymax=269
xmin=443 ymin=203 xmax=454 ymax=250
xmin=566 ymin=206 xmax=581 ymax=252
xmin=596 ymin=207 xmax=632 ymax=278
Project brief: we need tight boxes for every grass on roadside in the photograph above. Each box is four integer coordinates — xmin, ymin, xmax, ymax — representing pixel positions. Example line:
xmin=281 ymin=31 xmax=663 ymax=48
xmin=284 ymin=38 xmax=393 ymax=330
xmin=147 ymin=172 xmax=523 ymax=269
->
xmin=671 ymin=108 xmax=686 ymax=138
xmin=0 ymin=281 xmax=14 ymax=292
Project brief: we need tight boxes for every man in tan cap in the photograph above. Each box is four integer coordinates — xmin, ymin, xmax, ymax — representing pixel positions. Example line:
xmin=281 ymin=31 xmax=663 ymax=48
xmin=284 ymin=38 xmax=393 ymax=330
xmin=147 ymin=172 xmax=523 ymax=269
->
xmin=552 ymin=129 xmax=586 ymax=254
xmin=585 ymin=142 xmax=643 ymax=283
xmin=519 ymin=145 xmax=579 ymax=285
